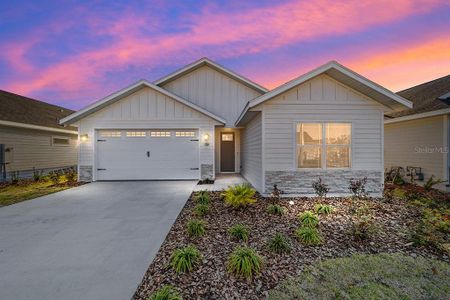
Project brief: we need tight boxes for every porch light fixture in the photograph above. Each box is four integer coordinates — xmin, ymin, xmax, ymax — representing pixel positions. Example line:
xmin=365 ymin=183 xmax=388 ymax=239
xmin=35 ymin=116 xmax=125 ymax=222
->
xmin=203 ymin=133 xmax=210 ymax=141
xmin=80 ymin=134 xmax=88 ymax=142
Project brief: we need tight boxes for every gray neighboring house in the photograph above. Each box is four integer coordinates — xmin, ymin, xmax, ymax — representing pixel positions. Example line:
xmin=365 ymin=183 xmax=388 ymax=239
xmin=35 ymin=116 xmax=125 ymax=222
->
xmin=385 ymin=75 xmax=450 ymax=191
xmin=0 ymin=90 xmax=78 ymax=181
xmin=61 ymin=58 xmax=412 ymax=196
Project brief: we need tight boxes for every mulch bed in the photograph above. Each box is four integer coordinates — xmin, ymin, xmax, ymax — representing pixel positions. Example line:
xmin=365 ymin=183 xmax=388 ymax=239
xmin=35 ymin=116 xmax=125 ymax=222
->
xmin=134 ymin=192 xmax=449 ymax=299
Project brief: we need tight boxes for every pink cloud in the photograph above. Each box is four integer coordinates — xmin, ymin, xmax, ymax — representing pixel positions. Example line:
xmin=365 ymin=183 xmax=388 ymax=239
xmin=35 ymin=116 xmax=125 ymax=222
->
xmin=1 ymin=0 xmax=447 ymax=105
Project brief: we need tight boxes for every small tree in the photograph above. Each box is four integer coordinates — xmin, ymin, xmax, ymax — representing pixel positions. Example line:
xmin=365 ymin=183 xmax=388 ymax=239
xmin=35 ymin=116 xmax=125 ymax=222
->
xmin=269 ymin=184 xmax=283 ymax=203
xmin=348 ymin=177 xmax=368 ymax=199
xmin=312 ymin=177 xmax=329 ymax=199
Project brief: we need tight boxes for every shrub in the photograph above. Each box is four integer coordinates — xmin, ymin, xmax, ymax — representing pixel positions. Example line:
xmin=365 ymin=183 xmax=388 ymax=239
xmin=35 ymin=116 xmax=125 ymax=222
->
xmin=63 ymin=167 xmax=77 ymax=183
xmin=351 ymin=216 xmax=377 ymax=241
xmin=227 ymin=246 xmax=263 ymax=279
xmin=186 ymin=219 xmax=206 ymax=237
xmin=194 ymin=203 xmax=209 ymax=216
xmin=195 ymin=192 xmax=210 ymax=205
xmin=348 ymin=177 xmax=368 ymax=198
xmin=269 ymin=184 xmax=283 ymax=203
xmin=312 ymin=177 xmax=329 ymax=198
xmin=48 ymin=170 xmax=61 ymax=185
xmin=315 ymin=204 xmax=333 ymax=215
xmin=228 ymin=224 xmax=250 ymax=242
xmin=169 ymin=245 xmax=202 ymax=273
xmin=298 ymin=211 xmax=319 ymax=228
xmin=222 ymin=184 xmax=256 ymax=209
xmin=32 ymin=168 xmax=43 ymax=182
xmin=147 ymin=285 xmax=182 ymax=300
xmin=10 ymin=171 xmax=19 ymax=185
xmin=266 ymin=204 xmax=285 ymax=215
xmin=424 ymin=175 xmax=446 ymax=191
xmin=349 ymin=199 xmax=370 ymax=217
xmin=392 ymin=188 xmax=406 ymax=199
xmin=267 ymin=233 xmax=292 ymax=254
xmin=295 ymin=227 xmax=323 ymax=245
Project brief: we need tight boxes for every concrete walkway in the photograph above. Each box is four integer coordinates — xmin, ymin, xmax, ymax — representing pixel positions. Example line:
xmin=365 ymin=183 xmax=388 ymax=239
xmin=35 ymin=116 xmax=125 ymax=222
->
xmin=0 ymin=181 xmax=195 ymax=300
xmin=193 ymin=174 xmax=248 ymax=191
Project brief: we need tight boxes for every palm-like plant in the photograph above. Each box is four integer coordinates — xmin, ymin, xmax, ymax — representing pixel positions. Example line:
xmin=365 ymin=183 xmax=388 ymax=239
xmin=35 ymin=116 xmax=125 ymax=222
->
xmin=222 ymin=184 xmax=256 ymax=209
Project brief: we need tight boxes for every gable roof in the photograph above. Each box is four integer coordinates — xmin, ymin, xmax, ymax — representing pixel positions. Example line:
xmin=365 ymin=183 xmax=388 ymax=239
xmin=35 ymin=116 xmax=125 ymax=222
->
xmin=385 ymin=74 xmax=450 ymax=119
xmin=60 ymin=80 xmax=226 ymax=125
xmin=0 ymin=90 xmax=77 ymax=133
xmin=154 ymin=57 xmax=269 ymax=94
xmin=236 ymin=61 xmax=413 ymax=126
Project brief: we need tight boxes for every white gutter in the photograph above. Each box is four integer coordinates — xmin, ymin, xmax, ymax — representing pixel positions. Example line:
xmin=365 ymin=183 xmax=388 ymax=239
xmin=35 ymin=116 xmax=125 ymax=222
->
xmin=0 ymin=120 xmax=77 ymax=135
xmin=384 ymin=108 xmax=450 ymax=124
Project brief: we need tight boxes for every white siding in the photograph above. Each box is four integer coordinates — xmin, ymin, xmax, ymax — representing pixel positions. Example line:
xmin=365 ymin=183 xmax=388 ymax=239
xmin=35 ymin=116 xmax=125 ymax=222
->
xmin=261 ymin=74 xmax=384 ymax=172
xmin=385 ymin=115 xmax=447 ymax=189
xmin=77 ymin=86 xmax=220 ymax=179
xmin=0 ymin=125 xmax=77 ymax=172
xmin=241 ymin=113 xmax=262 ymax=191
xmin=161 ymin=65 xmax=262 ymax=127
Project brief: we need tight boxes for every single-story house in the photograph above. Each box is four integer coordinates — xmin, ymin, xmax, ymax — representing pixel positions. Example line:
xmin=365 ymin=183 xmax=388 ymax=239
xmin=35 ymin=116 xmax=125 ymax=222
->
xmin=60 ymin=58 xmax=412 ymax=196
xmin=385 ymin=75 xmax=450 ymax=191
xmin=0 ymin=90 xmax=78 ymax=181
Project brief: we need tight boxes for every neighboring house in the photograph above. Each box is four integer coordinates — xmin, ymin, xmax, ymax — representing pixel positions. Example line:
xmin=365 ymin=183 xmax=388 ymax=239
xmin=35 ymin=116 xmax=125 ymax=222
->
xmin=385 ymin=75 xmax=450 ymax=191
xmin=0 ymin=90 xmax=78 ymax=180
xmin=60 ymin=58 xmax=411 ymax=196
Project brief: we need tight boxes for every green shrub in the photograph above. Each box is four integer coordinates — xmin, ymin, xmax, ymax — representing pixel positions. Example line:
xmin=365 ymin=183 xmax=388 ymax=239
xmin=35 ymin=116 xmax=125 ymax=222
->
xmin=222 ymin=184 xmax=256 ymax=209
xmin=315 ymin=204 xmax=333 ymax=215
xmin=227 ymin=246 xmax=263 ymax=279
xmin=298 ymin=211 xmax=319 ymax=228
xmin=63 ymin=167 xmax=77 ymax=183
xmin=194 ymin=203 xmax=209 ymax=216
xmin=147 ymin=285 xmax=182 ymax=300
xmin=228 ymin=224 xmax=250 ymax=242
xmin=295 ymin=227 xmax=323 ymax=245
xmin=195 ymin=193 xmax=210 ymax=205
xmin=169 ymin=245 xmax=202 ymax=273
xmin=351 ymin=216 xmax=377 ymax=241
xmin=266 ymin=204 xmax=285 ymax=215
xmin=267 ymin=233 xmax=292 ymax=254
xmin=424 ymin=175 xmax=446 ymax=191
xmin=48 ymin=170 xmax=61 ymax=185
xmin=186 ymin=219 xmax=206 ymax=237
xmin=392 ymin=188 xmax=406 ymax=199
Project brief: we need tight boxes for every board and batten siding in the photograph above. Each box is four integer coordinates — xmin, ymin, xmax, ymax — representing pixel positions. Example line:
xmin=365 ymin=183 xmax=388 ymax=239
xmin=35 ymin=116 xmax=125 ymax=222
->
xmin=259 ymin=74 xmax=384 ymax=196
xmin=76 ymin=86 xmax=221 ymax=181
xmin=385 ymin=115 xmax=448 ymax=190
xmin=161 ymin=65 xmax=262 ymax=127
xmin=0 ymin=125 xmax=77 ymax=174
xmin=241 ymin=113 xmax=262 ymax=191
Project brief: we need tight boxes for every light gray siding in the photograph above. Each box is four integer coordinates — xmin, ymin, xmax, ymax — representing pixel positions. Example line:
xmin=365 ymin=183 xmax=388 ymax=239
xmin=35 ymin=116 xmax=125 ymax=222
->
xmin=0 ymin=125 xmax=77 ymax=175
xmin=385 ymin=115 xmax=448 ymax=189
xmin=241 ymin=113 xmax=262 ymax=191
xmin=77 ymin=86 xmax=220 ymax=181
xmin=260 ymin=74 xmax=384 ymax=195
xmin=161 ymin=65 xmax=262 ymax=127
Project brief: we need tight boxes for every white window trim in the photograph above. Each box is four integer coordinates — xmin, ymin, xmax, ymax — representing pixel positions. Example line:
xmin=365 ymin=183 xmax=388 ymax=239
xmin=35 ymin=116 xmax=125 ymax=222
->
xmin=294 ymin=121 xmax=353 ymax=170
xmin=51 ymin=136 xmax=71 ymax=147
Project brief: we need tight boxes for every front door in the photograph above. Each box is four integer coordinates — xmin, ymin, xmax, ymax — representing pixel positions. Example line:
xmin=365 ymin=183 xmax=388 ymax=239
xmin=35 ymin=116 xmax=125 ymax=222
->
xmin=220 ymin=132 xmax=235 ymax=172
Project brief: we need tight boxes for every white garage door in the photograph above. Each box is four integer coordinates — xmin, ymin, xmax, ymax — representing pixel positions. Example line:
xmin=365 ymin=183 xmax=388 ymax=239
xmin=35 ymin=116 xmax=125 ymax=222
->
xmin=96 ymin=129 xmax=199 ymax=180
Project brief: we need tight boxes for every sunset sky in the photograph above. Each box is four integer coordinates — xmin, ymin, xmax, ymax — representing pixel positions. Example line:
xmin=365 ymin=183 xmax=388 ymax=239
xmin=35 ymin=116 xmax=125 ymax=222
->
xmin=1 ymin=0 xmax=449 ymax=109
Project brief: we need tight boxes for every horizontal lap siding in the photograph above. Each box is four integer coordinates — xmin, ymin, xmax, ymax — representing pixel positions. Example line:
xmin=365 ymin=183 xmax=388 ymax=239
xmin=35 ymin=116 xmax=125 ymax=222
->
xmin=241 ymin=114 xmax=262 ymax=191
xmin=162 ymin=66 xmax=262 ymax=127
xmin=262 ymin=74 xmax=384 ymax=173
xmin=385 ymin=116 xmax=446 ymax=187
xmin=0 ymin=125 xmax=77 ymax=172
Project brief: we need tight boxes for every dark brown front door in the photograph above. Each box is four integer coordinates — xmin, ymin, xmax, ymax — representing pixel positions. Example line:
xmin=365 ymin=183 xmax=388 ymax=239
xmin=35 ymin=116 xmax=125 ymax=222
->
xmin=220 ymin=132 xmax=235 ymax=172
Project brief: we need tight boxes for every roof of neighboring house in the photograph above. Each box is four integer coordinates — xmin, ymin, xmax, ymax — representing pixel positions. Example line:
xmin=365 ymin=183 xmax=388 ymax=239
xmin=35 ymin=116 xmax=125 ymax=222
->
xmin=0 ymin=90 xmax=77 ymax=132
xmin=154 ymin=57 xmax=269 ymax=94
xmin=386 ymin=75 xmax=450 ymax=119
xmin=60 ymin=80 xmax=226 ymax=125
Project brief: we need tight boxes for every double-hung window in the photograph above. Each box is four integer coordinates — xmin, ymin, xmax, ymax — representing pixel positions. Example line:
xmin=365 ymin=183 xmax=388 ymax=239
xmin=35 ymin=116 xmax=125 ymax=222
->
xmin=297 ymin=123 xmax=351 ymax=169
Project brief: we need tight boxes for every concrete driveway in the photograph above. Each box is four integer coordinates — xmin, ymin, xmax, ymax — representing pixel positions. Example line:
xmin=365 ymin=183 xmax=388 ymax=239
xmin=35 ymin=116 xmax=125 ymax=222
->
xmin=0 ymin=181 xmax=195 ymax=300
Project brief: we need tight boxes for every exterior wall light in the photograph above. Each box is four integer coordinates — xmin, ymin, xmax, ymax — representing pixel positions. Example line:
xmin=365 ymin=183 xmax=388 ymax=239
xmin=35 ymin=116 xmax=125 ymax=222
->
xmin=203 ymin=133 xmax=210 ymax=146
xmin=80 ymin=134 xmax=88 ymax=142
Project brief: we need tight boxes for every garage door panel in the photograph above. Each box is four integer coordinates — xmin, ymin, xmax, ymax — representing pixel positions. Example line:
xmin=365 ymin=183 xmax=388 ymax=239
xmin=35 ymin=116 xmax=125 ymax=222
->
xmin=96 ymin=130 xmax=199 ymax=180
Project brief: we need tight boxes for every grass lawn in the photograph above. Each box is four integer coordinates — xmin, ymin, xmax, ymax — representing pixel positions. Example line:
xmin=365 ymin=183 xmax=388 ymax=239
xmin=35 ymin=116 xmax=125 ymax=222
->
xmin=269 ymin=253 xmax=450 ymax=299
xmin=0 ymin=180 xmax=72 ymax=207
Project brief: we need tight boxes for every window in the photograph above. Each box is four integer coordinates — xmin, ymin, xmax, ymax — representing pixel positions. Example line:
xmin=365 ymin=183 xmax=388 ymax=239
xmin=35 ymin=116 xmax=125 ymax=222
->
xmin=221 ymin=133 xmax=234 ymax=141
xmin=52 ymin=137 xmax=70 ymax=146
xmin=100 ymin=131 xmax=121 ymax=138
xmin=150 ymin=131 xmax=171 ymax=137
xmin=297 ymin=123 xmax=351 ymax=169
xmin=126 ymin=131 xmax=146 ymax=137
xmin=175 ymin=131 xmax=196 ymax=137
